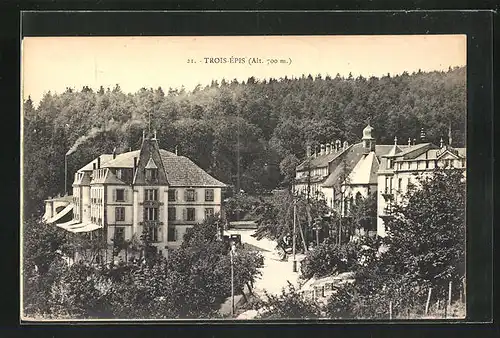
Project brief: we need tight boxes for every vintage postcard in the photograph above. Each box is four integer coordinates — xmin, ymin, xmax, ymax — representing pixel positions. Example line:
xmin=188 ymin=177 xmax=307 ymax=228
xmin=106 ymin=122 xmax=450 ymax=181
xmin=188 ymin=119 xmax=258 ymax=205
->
xmin=21 ymin=35 xmax=467 ymax=321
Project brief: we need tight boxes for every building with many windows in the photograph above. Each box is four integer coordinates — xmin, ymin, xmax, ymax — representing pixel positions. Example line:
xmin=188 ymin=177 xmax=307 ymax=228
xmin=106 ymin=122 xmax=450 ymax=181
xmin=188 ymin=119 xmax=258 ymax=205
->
xmin=50 ymin=131 xmax=226 ymax=257
xmin=377 ymin=138 xmax=466 ymax=236
xmin=294 ymin=124 xmax=466 ymax=238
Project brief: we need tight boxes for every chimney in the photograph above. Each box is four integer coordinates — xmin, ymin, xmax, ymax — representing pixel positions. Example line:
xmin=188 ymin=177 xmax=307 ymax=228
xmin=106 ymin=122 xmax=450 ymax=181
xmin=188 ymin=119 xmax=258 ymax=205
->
xmin=320 ymin=144 xmax=325 ymax=156
xmin=440 ymin=137 xmax=444 ymax=148
xmin=408 ymin=138 xmax=411 ymax=146
xmin=335 ymin=140 xmax=341 ymax=152
xmin=326 ymin=143 xmax=331 ymax=155
xmin=306 ymin=145 xmax=312 ymax=157
xmin=113 ymin=147 xmax=117 ymax=159
xmin=343 ymin=141 xmax=349 ymax=150
xmin=394 ymin=136 xmax=398 ymax=145
xmin=97 ymin=156 xmax=101 ymax=169
xmin=413 ymin=138 xmax=416 ymax=146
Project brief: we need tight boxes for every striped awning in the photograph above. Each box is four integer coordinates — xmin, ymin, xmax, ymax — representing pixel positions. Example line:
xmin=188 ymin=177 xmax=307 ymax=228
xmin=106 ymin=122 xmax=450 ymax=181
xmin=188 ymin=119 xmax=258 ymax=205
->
xmin=56 ymin=218 xmax=80 ymax=230
xmin=67 ymin=222 xmax=102 ymax=233
xmin=45 ymin=204 xmax=74 ymax=224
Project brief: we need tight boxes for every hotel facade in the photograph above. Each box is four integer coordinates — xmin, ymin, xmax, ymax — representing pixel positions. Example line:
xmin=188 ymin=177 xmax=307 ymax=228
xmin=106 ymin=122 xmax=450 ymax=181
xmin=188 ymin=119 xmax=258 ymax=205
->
xmin=44 ymin=131 xmax=226 ymax=257
xmin=294 ymin=125 xmax=466 ymax=237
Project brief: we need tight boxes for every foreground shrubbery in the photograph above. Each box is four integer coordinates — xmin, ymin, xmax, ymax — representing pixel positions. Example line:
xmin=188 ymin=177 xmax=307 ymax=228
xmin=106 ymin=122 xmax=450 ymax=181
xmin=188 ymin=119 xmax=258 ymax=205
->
xmin=254 ymin=282 xmax=322 ymax=319
xmin=22 ymin=217 xmax=263 ymax=319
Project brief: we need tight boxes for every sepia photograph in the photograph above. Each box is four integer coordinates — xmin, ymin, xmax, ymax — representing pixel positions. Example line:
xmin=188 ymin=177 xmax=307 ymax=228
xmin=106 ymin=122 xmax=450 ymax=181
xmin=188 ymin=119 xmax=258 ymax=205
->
xmin=21 ymin=34 xmax=467 ymax=321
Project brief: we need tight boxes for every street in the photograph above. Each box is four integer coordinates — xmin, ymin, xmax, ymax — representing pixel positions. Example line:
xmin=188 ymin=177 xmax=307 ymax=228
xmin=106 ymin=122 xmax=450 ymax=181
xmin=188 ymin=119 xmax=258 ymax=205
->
xmin=223 ymin=229 xmax=306 ymax=319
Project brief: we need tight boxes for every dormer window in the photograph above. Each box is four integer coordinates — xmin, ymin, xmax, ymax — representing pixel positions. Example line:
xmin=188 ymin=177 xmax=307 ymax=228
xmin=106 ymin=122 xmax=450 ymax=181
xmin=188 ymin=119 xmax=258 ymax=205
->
xmin=145 ymin=157 xmax=158 ymax=181
xmin=146 ymin=168 xmax=158 ymax=181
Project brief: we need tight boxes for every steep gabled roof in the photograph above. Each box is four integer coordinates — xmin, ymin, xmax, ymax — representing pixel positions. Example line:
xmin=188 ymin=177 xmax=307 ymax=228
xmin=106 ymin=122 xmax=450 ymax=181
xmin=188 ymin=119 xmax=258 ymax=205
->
xmin=101 ymin=150 xmax=141 ymax=168
xmin=322 ymin=143 xmax=367 ymax=187
xmin=102 ymin=169 xmax=126 ymax=185
xmin=160 ymin=154 xmax=227 ymax=187
xmin=78 ymin=155 xmax=114 ymax=172
xmin=133 ymin=136 xmax=170 ymax=186
xmin=348 ymin=152 xmax=380 ymax=185
xmin=390 ymin=143 xmax=436 ymax=160
xmin=75 ymin=142 xmax=226 ymax=188
xmin=296 ymin=146 xmax=350 ymax=171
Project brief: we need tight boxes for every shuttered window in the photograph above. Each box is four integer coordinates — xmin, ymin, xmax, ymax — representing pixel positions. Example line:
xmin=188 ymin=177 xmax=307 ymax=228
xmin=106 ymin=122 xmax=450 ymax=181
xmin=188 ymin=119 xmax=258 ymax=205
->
xmin=185 ymin=189 xmax=196 ymax=202
xmin=167 ymin=227 xmax=176 ymax=242
xmin=168 ymin=189 xmax=176 ymax=202
xmin=205 ymin=208 xmax=214 ymax=219
xmin=205 ymin=189 xmax=214 ymax=202
xmin=168 ymin=207 xmax=176 ymax=221
xmin=115 ymin=207 xmax=125 ymax=221
xmin=114 ymin=227 xmax=125 ymax=242
xmin=115 ymin=189 xmax=125 ymax=202
xmin=187 ymin=208 xmax=196 ymax=221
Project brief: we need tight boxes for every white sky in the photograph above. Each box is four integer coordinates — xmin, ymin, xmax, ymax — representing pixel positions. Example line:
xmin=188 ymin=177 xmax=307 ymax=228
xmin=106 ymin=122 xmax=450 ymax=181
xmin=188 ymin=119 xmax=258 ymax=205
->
xmin=21 ymin=35 xmax=466 ymax=105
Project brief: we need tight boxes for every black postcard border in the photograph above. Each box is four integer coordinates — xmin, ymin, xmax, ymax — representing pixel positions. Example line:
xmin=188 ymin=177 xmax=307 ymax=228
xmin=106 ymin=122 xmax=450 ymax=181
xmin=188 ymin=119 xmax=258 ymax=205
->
xmin=2 ymin=7 xmax=496 ymax=338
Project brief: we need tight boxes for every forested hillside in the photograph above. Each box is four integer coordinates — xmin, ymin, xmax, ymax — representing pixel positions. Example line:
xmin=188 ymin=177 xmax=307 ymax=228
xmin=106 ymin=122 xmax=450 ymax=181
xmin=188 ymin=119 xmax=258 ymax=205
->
xmin=23 ymin=66 xmax=466 ymax=217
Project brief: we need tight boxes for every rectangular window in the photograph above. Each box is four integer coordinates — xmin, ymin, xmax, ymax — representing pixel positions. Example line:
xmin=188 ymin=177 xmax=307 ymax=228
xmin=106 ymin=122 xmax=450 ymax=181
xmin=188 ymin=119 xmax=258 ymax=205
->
xmin=145 ymin=168 xmax=158 ymax=181
xmin=407 ymin=161 xmax=411 ymax=169
xmin=167 ymin=227 xmax=176 ymax=242
xmin=114 ymin=227 xmax=125 ymax=242
xmin=115 ymin=189 xmax=125 ymax=202
xmin=148 ymin=227 xmax=160 ymax=242
xmin=185 ymin=189 xmax=196 ymax=202
xmin=168 ymin=207 xmax=176 ymax=221
xmin=144 ymin=207 xmax=158 ymax=221
xmin=426 ymin=160 xmax=429 ymax=169
xmin=398 ymin=178 xmax=402 ymax=191
xmin=168 ymin=189 xmax=176 ymax=202
xmin=205 ymin=208 xmax=215 ymax=219
xmin=187 ymin=207 xmax=196 ymax=221
xmin=205 ymin=189 xmax=214 ymax=202
xmin=115 ymin=207 xmax=125 ymax=221
xmin=384 ymin=177 xmax=388 ymax=193
xmin=145 ymin=189 xmax=158 ymax=201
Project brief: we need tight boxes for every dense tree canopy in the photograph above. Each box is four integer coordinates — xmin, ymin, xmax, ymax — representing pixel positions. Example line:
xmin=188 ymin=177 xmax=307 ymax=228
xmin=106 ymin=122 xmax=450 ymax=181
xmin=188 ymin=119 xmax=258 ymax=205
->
xmin=23 ymin=67 xmax=466 ymax=217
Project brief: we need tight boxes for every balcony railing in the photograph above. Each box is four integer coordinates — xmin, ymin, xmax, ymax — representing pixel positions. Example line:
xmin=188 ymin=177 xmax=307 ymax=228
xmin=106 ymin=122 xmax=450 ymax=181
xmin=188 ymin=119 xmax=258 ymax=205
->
xmin=140 ymin=220 xmax=164 ymax=227
xmin=140 ymin=201 xmax=164 ymax=207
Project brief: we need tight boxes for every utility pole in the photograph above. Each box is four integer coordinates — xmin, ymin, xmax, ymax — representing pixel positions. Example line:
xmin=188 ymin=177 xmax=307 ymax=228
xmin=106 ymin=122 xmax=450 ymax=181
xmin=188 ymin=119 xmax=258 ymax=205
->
xmin=64 ymin=154 xmax=68 ymax=196
xmin=292 ymin=200 xmax=297 ymax=272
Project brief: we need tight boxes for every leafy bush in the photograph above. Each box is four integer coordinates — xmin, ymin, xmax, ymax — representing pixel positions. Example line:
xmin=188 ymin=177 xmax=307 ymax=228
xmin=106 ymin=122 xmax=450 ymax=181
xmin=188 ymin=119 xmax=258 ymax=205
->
xmin=300 ymin=239 xmax=360 ymax=280
xmin=254 ymin=282 xmax=321 ymax=319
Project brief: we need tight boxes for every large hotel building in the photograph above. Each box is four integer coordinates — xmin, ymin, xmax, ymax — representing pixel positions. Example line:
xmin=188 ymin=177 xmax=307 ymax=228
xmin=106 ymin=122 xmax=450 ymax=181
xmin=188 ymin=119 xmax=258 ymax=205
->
xmin=43 ymin=131 xmax=226 ymax=257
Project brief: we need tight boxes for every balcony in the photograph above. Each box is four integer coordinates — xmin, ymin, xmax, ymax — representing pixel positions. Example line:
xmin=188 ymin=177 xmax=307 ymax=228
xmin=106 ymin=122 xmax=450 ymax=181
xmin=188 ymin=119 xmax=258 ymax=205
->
xmin=140 ymin=201 xmax=164 ymax=207
xmin=140 ymin=220 xmax=164 ymax=227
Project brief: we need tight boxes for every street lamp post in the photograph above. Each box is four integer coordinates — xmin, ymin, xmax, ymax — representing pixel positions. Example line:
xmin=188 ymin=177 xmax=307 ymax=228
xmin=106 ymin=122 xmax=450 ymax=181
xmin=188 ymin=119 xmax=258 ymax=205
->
xmin=230 ymin=241 xmax=236 ymax=317
xmin=339 ymin=184 xmax=347 ymax=245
